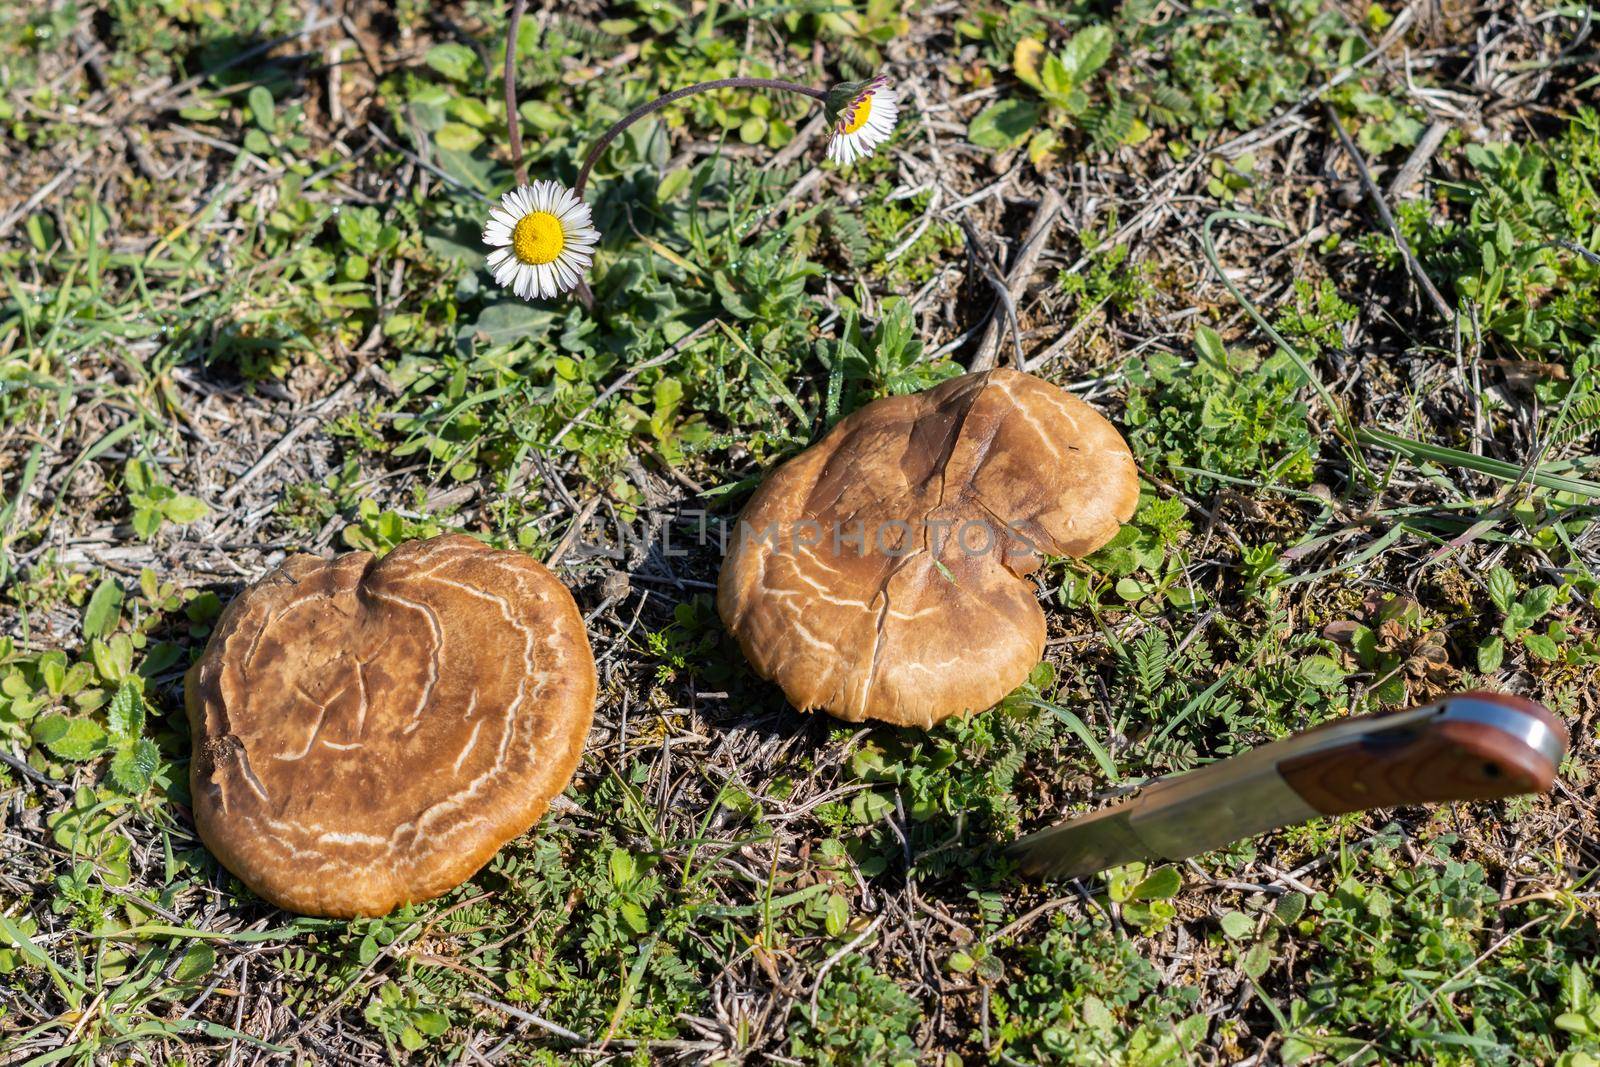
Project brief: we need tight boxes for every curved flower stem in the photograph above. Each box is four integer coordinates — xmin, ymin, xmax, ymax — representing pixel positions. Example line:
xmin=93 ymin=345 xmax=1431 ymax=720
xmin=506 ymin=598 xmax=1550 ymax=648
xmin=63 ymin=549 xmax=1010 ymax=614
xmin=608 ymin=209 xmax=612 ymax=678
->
xmin=504 ymin=0 xmax=529 ymax=186
xmin=571 ymin=77 xmax=827 ymax=200
xmin=502 ymin=0 xmax=829 ymax=306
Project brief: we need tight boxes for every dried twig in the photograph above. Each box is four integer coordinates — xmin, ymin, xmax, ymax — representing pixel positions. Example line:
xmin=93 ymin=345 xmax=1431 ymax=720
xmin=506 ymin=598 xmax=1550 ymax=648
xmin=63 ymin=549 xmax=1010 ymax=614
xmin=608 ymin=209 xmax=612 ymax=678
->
xmin=220 ymin=369 xmax=370 ymax=504
xmin=1386 ymin=119 xmax=1452 ymax=200
xmin=1324 ymin=103 xmax=1456 ymax=323
xmin=968 ymin=188 xmax=1063 ymax=372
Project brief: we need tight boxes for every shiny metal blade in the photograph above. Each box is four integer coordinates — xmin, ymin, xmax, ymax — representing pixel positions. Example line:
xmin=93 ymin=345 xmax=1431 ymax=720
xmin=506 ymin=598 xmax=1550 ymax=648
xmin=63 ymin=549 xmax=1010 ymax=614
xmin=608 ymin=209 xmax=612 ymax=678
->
xmin=1009 ymin=692 xmax=1568 ymax=883
xmin=1006 ymin=800 xmax=1157 ymax=880
xmin=1006 ymin=730 xmax=1325 ymax=880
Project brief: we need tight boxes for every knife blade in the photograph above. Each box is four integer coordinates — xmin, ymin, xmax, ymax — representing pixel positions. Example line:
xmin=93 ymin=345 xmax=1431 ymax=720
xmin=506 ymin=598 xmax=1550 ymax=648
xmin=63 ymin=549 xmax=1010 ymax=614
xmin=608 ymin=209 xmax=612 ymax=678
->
xmin=1008 ymin=690 xmax=1568 ymax=881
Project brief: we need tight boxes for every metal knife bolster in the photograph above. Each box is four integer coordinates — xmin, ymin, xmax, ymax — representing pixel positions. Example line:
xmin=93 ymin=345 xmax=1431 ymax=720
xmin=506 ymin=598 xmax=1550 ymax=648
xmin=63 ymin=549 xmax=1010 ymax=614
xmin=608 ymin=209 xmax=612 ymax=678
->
xmin=1125 ymin=694 xmax=1566 ymax=861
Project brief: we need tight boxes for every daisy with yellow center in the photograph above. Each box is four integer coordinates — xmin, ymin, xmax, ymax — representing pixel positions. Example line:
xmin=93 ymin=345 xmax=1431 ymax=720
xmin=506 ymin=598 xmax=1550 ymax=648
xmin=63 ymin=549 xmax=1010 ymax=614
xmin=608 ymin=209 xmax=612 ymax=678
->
xmin=482 ymin=181 xmax=600 ymax=301
xmin=825 ymin=76 xmax=900 ymax=165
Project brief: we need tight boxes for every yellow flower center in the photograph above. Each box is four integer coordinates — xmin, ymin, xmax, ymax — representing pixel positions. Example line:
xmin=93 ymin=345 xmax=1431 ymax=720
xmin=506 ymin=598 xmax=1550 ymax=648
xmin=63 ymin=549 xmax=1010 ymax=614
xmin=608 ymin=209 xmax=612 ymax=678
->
xmin=512 ymin=211 xmax=566 ymax=265
xmin=841 ymin=94 xmax=873 ymax=135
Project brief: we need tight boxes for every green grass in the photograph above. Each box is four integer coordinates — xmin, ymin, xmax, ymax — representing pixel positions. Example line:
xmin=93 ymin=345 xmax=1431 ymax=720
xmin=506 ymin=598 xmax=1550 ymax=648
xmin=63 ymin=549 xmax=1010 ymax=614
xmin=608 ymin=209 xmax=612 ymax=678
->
xmin=1 ymin=1 xmax=1598 ymax=1063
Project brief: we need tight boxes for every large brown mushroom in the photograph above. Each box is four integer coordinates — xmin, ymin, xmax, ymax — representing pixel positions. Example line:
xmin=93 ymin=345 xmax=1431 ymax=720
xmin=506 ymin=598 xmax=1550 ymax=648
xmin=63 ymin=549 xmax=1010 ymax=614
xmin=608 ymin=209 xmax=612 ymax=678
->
xmin=185 ymin=534 xmax=595 ymax=917
xmin=718 ymin=368 xmax=1137 ymax=728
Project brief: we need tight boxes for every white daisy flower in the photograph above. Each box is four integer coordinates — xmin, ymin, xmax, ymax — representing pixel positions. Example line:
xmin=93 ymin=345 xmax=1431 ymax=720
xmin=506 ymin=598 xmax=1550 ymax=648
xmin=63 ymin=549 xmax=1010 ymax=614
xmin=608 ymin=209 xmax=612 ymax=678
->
xmin=482 ymin=181 xmax=600 ymax=300
xmin=825 ymin=76 xmax=899 ymax=165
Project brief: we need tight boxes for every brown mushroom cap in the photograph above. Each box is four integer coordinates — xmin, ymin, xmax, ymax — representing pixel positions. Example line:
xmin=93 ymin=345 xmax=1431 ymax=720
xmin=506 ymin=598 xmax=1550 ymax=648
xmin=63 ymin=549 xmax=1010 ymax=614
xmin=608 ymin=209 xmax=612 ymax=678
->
xmin=717 ymin=368 xmax=1137 ymax=728
xmin=185 ymin=534 xmax=595 ymax=917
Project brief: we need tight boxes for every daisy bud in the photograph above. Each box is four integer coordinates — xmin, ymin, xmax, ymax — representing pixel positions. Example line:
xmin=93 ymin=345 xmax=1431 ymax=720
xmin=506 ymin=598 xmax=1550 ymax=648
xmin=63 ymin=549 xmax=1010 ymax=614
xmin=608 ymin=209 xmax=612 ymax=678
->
xmin=825 ymin=75 xmax=900 ymax=165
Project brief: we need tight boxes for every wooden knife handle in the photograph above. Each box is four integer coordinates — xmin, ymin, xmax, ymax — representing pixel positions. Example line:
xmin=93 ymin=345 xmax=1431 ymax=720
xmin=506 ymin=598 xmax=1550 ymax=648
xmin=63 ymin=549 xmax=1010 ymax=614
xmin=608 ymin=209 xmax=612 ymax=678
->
xmin=1277 ymin=691 xmax=1568 ymax=817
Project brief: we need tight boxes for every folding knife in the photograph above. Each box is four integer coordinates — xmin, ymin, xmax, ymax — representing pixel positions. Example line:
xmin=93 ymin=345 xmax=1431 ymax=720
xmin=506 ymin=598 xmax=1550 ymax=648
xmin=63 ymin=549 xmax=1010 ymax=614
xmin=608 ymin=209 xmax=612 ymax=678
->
xmin=1008 ymin=691 xmax=1568 ymax=880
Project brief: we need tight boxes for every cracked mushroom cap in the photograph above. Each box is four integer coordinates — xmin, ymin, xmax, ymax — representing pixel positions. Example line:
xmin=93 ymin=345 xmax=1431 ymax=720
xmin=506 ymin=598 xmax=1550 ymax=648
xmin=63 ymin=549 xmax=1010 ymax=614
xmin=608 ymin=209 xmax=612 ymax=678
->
xmin=718 ymin=368 xmax=1137 ymax=728
xmin=185 ymin=534 xmax=595 ymax=917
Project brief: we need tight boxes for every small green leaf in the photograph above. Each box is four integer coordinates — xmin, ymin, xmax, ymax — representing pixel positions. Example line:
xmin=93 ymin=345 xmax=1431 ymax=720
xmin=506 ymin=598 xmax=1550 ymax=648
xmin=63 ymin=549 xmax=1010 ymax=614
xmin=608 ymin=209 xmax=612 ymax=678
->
xmin=131 ymin=507 xmax=164 ymax=540
xmin=1219 ymin=910 xmax=1254 ymax=939
xmin=1242 ymin=940 xmax=1273 ymax=978
xmin=657 ymin=169 xmax=694 ymax=201
xmin=39 ymin=651 xmax=67 ymax=695
xmin=824 ymin=892 xmax=849 ymax=938
xmin=448 ymin=97 xmax=494 ymax=128
xmin=619 ymin=901 xmax=649 ymax=934
xmin=967 ymin=99 xmax=1041 ymax=150
xmin=82 ymin=578 xmax=123 ymax=639
xmin=110 ymin=738 xmax=159 ymax=794
xmin=1129 ymin=865 xmax=1181 ymax=900
xmin=1476 ymin=635 xmax=1505 ymax=673
xmin=1486 ymin=567 xmax=1517 ymax=614
xmin=711 ymin=271 xmax=759 ymax=319
xmin=1038 ymin=52 xmax=1075 ymax=104
xmin=1060 ymin=24 xmax=1113 ymax=83
xmin=93 ymin=635 xmax=135 ymax=682
xmin=1555 ymin=1012 xmax=1594 ymax=1036
xmin=1194 ymin=324 xmax=1229 ymax=368
xmin=1298 ymin=654 xmax=1344 ymax=686
xmin=1349 ymin=623 xmax=1378 ymax=666
xmin=849 ymin=789 xmax=895 ymax=823
xmin=33 ymin=715 xmax=108 ymax=762
xmin=1521 ymin=631 xmax=1560 ymax=661
xmin=247 ymin=85 xmax=276 ymax=133
xmin=424 ymin=43 xmax=476 ymax=82
xmin=1517 ymin=584 xmax=1559 ymax=622
xmin=1374 ymin=673 xmax=1408 ymax=705
xmin=435 ymin=123 xmax=483 ymax=151
xmin=1115 ymin=576 xmax=1153 ymax=601
xmin=170 ymin=942 xmax=217 ymax=985
xmin=105 ymin=680 xmax=146 ymax=743
xmin=1274 ymin=891 xmax=1307 ymax=925
xmin=29 ymin=713 xmax=66 ymax=746
xmin=518 ymin=99 xmax=564 ymax=132
xmin=464 ymin=301 xmax=558 ymax=345
xmin=947 ymin=950 xmax=975 ymax=973
xmin=161 ymin=494 xmax=210 ymax=525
